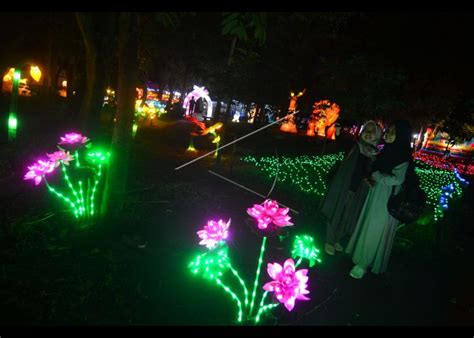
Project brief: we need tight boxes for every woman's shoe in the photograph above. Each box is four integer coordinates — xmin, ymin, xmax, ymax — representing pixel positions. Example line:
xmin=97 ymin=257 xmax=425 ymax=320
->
xmin=335 ymin=243 xmax=344 ymax=252
xmin=349 ymin=265 xmax=366 ymax=279
xmin=325 ymin=243 xmax=335 ymax=256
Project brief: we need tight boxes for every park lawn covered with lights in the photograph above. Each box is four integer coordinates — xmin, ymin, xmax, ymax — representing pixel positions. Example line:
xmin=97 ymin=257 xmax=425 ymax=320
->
xmin=0 ymin=117 xmax=473 ymax=325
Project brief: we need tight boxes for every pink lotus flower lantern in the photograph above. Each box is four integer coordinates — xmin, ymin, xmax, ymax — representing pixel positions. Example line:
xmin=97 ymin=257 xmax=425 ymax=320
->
xmin=247 ymin=199 xmax=293 ymax=230
xmin=24 ymin=160 xmax=56 ymax=185
xmin=197 ymin=218 xmax=231 ymax=249
xmin=47 ymin=150 xmax=74 ymax=167
xmin=59 ymin=132 xmax=89 ymax=146
xmin=263 ymin=258 xmax=310 ymax=311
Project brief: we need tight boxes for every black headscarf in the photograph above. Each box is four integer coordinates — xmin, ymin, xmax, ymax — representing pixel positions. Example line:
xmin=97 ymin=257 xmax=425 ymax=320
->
xmin=371 ymin=120 xmax=413 ymax=174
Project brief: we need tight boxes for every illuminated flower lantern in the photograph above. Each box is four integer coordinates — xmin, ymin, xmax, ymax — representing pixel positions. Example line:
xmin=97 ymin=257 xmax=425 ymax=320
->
xmin=47 ymin=150 xmax=74 ymax=167
xmin=247 ymin=199 xmax=293 ymax=231
xmin=59 ymin=132 xmax=90 ymax=146
xmin=197 ymin=218 xmax=231 ymax=249
xmin=311 ymin=100 xmax=340 ymax=139
xmin=24 ymin=132 xmax=109 ymax=221
xmin=263 ymin=258 xmax=310 ymax=311
xmin=280 ymin=89 xmax=305 ymax=134
xmin=188 ymin=196 xmax=323 ymax=324
xmin=24 ymin=159 xmax=56 ymax=185
xmin=183 ymin=85 xmax=213 ymax=118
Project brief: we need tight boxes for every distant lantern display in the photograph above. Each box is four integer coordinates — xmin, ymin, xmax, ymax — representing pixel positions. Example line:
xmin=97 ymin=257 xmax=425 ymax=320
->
xmin=280 ymin=89 xmax=305 ymax=134
xmin=309 ymin=100 xmax=340 ymax=139
xmin=30 ymin=65 xmax=42 ymax=82
xmin=183 ymin=85 xmax=213 ymax=118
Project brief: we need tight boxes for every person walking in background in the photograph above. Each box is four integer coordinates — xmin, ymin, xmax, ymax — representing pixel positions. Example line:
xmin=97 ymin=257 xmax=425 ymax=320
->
xmin=320 ymin=120 xmax=382 ymax=256
xmin=188 ymin=96 xmax=196 ymax=116
xmin=346 ymin=120 xmax=413 ymax=279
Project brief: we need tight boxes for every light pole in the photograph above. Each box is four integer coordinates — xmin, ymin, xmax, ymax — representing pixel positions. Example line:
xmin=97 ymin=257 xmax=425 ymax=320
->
xmin=8 ymin=68 xmax=20 ymax=140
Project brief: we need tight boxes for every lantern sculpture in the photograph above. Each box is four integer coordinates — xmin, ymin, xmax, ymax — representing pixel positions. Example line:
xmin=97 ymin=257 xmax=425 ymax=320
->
xmin=280 ymin=89 xmax=305 ymax=134
xmin=309 ymin=100 xmax=340 ymax=139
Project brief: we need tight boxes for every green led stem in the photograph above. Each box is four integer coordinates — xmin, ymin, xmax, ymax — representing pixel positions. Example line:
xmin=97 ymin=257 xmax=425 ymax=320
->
xmin=78 ymin=181 xmax=86 ymax=216
xmin=214 ymin=277 xmax=243 ymax=323
xmin=44 ymin=178 xmax=79 ymax=218
xmin=86 ymin=179 xmax=91 ymax=217
xmin=254 ymin=291 xmax=268 ymax=323
xmin=89 ymin=164 xmax=102 ymax=216
xmin=75 ymin=150 xmax=80 ymax=168
xmin=255 ymin=303 xmax=279 ymax=323
xmin=61 ymin=163 xmax=82 ymax=216
xmin=228 ymin=263 xmax=249 ymax=308
xmin=249 ymin=236 xmax=267 ymax=317
xmin=295 ymin=257 xmax=303 ymax=268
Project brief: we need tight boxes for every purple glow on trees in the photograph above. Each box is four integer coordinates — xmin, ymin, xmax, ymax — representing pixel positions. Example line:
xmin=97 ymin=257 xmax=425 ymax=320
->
xmin=197 ymin=218 xmax=231 ymax=249
xmin=247 ymin=199 xmax=293 ymax=230
xmin=263 ymin=258 xmax=310 ymax=311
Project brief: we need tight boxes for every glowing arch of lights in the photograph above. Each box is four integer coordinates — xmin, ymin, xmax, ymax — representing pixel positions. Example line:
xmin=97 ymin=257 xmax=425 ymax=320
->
xmin=183 ymin=85 xmax=213 ymax=118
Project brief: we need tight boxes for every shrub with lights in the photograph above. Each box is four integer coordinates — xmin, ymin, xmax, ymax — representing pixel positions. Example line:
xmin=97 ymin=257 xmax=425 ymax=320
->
xmin=241 ymin=153 xmax=345 ymax=197
xmin=414 ymin=151 xmax=474 ymax=176
xmin=242 ymin=154 xmax=469 ymax=223
xmin=414 ymin=161 xmax=469 ymax=222
xmin=24 ymin=132 xmax=110 ymax=220
xmin=188 ymin=199 xmax=321 ymax=324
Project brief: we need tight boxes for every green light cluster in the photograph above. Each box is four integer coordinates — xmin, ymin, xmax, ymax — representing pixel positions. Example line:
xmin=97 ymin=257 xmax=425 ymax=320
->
xmin=241 ymin=153 xmax=345 ymax=196
xmin=188 ymin=246 xmax=231 ymax=280
xmin=414 ymin=161 xmax=464 ymax=222
xmin=291 ymin=234 xmax=322 ymax=267
xmin=188 ymin=236 xmax=277 ymax=324
xmin=188 ymin=246 xmax=245 ymax=322
xmin=85 ymin=150 xmax=110 ymax=165
xmin=47 ymin=148 xmax=107 ymax=220
xmin=241 ymin=154 xmax=466 ymax=224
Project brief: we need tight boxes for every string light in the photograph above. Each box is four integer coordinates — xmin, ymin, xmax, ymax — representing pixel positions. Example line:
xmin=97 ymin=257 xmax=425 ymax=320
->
xmin=414 ymin=151 xmax=474 ymax=175
xmin=241 ymin=153 xmax=345 ymax=196
xmin=242 ymin=154 xmax=468 ymax=223
xmin=414 ymin=161 xmax=466 ymax=222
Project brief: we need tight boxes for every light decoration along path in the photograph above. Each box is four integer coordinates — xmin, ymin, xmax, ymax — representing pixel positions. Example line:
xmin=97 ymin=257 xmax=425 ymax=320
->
xmin=24 ymin=132 xmax=110 ymax=220
xmin=414 ymin=161 xmax=469 ymax=222
xmin=188 ymin=209 xmax=322 ymax=324
xmin=241 ymin=154 xmax=468 ymax=223
xmin=241 ymin=153 xmax=345 ymax=197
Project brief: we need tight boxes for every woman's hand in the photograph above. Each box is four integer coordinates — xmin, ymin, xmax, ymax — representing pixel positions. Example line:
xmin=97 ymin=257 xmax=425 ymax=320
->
xmin=364 ymin=176 xmax=375 ymax=187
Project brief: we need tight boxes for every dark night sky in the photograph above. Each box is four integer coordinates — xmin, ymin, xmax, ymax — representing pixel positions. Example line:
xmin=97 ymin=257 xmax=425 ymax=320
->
xmin=0 ymin=12 xmax=472 ymax=92
xmin=348 ymin=12 xmax=474 ymax=85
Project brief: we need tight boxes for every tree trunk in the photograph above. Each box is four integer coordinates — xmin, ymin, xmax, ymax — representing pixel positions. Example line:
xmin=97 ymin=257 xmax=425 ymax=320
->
xmin=227 ymin=36 xmax=237 ymax=66
xmin=76 ymin=13 xmax=110 ymax=135
xmin=101 ymin=12 xmax=138 ymax=219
